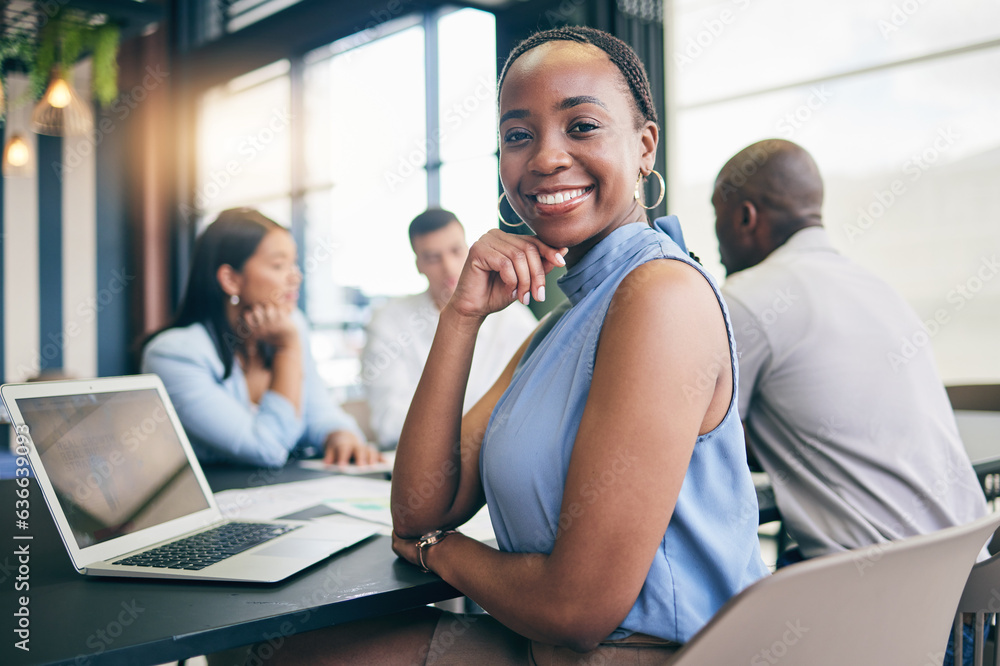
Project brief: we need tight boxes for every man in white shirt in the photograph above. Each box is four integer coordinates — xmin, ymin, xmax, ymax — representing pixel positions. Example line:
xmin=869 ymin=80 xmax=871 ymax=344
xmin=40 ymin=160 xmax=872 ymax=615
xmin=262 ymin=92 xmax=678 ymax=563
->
xmin=362 ymin=208 xmax=538 ymax=449
xmin=712 ymin=139 xmax=987 ymax=566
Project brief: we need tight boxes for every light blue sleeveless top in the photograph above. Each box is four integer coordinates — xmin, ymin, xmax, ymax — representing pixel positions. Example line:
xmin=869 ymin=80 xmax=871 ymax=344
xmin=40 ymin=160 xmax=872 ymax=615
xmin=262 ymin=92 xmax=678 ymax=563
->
xmin=480 ymin=218 xmax=769 ymax=643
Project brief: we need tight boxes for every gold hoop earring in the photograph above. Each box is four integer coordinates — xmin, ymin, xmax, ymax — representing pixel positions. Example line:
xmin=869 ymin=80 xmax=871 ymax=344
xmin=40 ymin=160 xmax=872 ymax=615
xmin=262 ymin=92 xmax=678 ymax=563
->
xmin=634 ymin=170 xmax=665 ymax=210
xmin=498 ymin=192 xmax=526 ymax=228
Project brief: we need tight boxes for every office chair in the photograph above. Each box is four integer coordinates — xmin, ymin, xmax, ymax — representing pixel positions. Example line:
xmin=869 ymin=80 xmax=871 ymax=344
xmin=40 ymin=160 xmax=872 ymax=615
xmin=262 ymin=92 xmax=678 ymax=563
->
xmin=954 ymin=550 xmax=1000 ymax=666
xmin=668 ymin=513 xmax=1000 ymax=665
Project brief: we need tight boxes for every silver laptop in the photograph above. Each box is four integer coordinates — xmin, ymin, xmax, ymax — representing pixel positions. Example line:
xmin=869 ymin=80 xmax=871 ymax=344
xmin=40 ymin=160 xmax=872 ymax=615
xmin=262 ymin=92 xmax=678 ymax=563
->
xmin=1 ymin=374 xmax=376 ymax=583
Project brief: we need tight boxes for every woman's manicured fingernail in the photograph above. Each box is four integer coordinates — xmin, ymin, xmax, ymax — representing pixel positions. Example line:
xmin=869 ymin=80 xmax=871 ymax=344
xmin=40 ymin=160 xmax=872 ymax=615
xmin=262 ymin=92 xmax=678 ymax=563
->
xmin=522 ymin=292 xmax=531 ymax=306
xmin=511 ymin=289 xmax=518 ymax=300
xmin=538 ymin=286 xmax=546 ymax=302
xmin=554 ymin=252 xmax=566 ymax=266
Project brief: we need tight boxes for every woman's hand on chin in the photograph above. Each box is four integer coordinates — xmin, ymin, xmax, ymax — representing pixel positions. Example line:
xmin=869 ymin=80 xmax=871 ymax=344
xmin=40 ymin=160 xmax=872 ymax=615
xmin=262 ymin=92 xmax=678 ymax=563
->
xmin=241 ymin=302 xmax=299 ymax=349
xmin=447 ymin=229 xmax=567 ymax=320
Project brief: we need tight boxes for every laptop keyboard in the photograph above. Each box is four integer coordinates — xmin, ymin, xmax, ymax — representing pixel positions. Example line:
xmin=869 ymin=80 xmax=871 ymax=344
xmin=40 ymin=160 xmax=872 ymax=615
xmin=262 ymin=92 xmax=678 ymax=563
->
xmin=113 ymin=522 xmax=300 ymax=570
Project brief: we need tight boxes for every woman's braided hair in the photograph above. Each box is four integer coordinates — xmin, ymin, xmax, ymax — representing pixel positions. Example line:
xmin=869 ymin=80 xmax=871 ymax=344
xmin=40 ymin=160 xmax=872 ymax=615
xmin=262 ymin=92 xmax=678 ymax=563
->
xmin=498 ymin=26 xmax=657 ymax=128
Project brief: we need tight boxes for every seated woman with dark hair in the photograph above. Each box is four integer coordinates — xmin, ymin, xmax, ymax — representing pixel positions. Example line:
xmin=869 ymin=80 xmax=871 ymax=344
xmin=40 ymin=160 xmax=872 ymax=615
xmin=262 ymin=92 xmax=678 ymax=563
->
xmin=141 ymin=208 xmax=379 ymax=469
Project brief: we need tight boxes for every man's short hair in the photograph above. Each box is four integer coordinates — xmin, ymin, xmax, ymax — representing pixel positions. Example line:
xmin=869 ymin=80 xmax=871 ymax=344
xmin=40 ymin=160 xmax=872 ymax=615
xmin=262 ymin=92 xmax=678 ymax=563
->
xmin=409 ymin=208 xmax=461 ymax=247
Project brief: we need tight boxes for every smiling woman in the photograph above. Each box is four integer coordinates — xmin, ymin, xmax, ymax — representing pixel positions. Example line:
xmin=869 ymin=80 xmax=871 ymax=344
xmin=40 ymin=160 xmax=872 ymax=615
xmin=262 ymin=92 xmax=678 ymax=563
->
xmin=254 ymin=26 xmax=769 ymax=666
xmin=495 ymin=37 xmax=659 ymax=264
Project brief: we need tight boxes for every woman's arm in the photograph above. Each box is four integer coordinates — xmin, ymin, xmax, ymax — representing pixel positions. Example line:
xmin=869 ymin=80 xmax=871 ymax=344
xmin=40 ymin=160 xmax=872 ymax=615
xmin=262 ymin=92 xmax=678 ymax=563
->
xmin=142 ymin=331 xmax=303 ymax=468
xmin=241 ymin=302 xmax=303 ymax=413
xmin=391 ymin=231 xmax=566 ymax=537
xmin=393 ymin=259 xmax=734 ymax=651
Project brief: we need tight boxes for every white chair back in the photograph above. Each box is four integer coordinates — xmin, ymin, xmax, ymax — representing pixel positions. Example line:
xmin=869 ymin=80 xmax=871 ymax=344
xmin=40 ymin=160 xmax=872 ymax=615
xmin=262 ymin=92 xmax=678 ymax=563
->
xmin=670 ymin=513 xmax=1000 ymax=665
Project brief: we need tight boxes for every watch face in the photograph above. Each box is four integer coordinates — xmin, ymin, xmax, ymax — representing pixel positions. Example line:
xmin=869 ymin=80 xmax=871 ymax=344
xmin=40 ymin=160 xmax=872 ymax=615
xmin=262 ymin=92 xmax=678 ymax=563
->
xmin=419 ymin=530 xmax=443 ymax=547
xmin=419 ymin=529 xmax=453 ymax=548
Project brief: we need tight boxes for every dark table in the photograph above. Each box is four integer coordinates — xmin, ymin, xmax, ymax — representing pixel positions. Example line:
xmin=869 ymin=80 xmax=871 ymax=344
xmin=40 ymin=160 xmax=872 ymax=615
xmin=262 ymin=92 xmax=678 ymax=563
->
xmin=0 ymin=465 xmax=459 ymax=666
xmin=0 ymin=453 xmax=786 ymax=666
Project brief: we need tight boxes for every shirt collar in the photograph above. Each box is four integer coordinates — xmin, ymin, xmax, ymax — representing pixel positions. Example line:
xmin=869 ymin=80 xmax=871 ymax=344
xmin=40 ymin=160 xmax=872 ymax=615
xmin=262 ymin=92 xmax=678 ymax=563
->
xmin=767 ymin=226 xmax=838 ymax=261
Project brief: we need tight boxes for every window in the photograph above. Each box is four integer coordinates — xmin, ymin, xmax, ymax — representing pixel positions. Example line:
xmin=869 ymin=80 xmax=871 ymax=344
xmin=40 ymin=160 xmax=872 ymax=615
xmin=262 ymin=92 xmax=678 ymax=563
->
xmin=300 ymin=7 xmax=499 ymax=396
xmin=194 ymin=8 xmax=500 ymax=398
xmin=437 ymin=8 xmax=499 ymax=244
xmin=195 ymin=60 xmax=293 ymax=231
xmin=667 ymin=0 xmax=1000 ymax=383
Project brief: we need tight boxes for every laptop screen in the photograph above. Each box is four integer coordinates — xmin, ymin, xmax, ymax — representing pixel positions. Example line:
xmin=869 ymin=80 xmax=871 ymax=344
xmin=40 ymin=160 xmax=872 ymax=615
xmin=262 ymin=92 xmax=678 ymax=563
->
xmin=16 ymin=388 xmax=211 ymax=548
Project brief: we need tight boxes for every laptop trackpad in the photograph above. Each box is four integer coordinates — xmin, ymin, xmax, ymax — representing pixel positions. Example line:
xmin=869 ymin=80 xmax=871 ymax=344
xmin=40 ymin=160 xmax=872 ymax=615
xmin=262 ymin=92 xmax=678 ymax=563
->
xmin=254 ymin=539 xmax=337 ymax=558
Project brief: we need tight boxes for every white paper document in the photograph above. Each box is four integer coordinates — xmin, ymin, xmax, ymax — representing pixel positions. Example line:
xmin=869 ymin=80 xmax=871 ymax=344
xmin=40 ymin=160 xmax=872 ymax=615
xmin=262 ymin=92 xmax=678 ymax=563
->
xmin=214 ymin=473 xmax=496 ymax=542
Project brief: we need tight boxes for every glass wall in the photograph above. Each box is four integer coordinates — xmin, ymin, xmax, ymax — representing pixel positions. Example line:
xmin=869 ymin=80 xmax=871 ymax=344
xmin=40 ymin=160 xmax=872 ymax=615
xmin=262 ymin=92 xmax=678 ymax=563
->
xmin=195 ymin=60 xmax=293 ymax=231
xmin=436 ymin=8 xmax=500 ymax=244
xmin=667 ymin=0 xmax=1000 ymax=383
xmin=300 ymin=8 xmax=499 ymax=395
xmin=193 ymin=7 xmax=500 ymax=397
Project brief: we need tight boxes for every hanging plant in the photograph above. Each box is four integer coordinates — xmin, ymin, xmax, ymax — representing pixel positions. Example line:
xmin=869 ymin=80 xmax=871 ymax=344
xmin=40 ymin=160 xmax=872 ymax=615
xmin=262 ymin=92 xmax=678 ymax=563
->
xmin=29 ymin=17 xmax=57 ymax=99
xmin=59 ymin=18 xmax=86 ymax=73
xmin=0 ymin=31 xmax=38 ymax=119
xmin=91 ymin=24 xmax=120 ymax=107
xmin=27 ymin=10 xmax=121 ymax=107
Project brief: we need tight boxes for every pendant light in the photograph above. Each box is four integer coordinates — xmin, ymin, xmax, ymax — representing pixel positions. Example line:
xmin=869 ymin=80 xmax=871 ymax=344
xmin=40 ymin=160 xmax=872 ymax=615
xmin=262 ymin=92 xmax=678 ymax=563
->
xmin=31 ymin=72 xmax=93 ymax=136
xmin=2 ymin=133 xmax=34 ymax=178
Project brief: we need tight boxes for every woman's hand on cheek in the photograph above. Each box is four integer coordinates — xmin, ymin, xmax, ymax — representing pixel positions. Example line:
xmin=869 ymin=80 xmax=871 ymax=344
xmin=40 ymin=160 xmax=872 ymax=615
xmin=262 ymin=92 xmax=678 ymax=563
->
xmin=242 ymin=303 xmax=299 ymax=349
xmin=448 ymin=230 xmax=567 ymax=320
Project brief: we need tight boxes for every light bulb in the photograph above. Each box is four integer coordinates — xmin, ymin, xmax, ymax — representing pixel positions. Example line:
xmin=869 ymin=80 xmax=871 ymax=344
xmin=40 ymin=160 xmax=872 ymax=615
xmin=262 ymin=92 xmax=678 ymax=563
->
xmin=47 ymin=78 xmax=72 ymax=109
xmin=5 ymin=135 xmax=30 ymax=167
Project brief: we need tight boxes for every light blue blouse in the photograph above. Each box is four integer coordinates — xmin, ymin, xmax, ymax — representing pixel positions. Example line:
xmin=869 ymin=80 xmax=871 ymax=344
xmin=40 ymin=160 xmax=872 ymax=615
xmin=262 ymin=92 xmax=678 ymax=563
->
xmin=480 ymin=218 xmax=769 ymax=643
xmin=141 ymin=310 xmax=363 ymax=468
